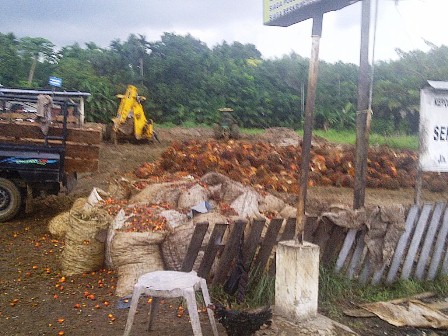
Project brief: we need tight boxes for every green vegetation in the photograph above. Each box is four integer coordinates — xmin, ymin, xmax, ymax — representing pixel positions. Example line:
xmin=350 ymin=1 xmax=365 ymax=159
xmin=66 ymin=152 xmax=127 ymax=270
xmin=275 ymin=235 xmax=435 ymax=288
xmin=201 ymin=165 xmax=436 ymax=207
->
xmin=319 ymin=267 xmax=448 ymax=319
xmin=300 ymin=129 xmax=418 ymax=150
xmin=241 ymin=128 xmax=265 ymax=136
xmin=212 ymin=265 xmax=448 ymax=317
xmin=369 ymin=133 xmax=418 ymax=150
xmin=1 ymin=31 xmax=448 ymax=135
xmin=245 ymin=272 xmax=276 ymax=308
xmin=210 ymin=271 xmax=275 ymax=310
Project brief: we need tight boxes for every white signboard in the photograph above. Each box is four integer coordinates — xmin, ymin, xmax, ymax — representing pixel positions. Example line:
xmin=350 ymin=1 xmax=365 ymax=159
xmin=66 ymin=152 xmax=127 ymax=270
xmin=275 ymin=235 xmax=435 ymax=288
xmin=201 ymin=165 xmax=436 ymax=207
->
xmin=263 ymin=0 xmax=359 ymax=27
xmin=419 ymin=81 xmax=448 ymax=172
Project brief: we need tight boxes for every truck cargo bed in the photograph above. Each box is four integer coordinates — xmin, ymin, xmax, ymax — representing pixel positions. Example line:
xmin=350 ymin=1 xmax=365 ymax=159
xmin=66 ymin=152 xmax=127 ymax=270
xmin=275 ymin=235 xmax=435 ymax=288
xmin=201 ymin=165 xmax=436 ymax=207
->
xmin=0 ymin=120 xmax=103 ymax=173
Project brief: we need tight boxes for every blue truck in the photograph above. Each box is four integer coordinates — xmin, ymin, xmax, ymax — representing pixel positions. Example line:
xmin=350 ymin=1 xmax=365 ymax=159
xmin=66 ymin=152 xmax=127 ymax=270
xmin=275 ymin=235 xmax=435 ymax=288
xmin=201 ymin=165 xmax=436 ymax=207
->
xmin=0 ymin=101 xmax=74 ymax=222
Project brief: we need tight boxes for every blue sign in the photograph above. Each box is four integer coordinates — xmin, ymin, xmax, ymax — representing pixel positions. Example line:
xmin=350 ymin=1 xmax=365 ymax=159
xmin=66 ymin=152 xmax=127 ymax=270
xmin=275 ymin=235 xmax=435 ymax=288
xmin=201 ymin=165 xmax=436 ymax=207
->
xmin=49 ymin=76 xmax=62 ymax=87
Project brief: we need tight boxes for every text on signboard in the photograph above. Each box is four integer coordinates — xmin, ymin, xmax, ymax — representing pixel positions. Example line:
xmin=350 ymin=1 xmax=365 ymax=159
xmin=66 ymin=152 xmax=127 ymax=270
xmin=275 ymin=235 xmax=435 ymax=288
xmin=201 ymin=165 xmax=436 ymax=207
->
xmin=434 ymin=97 xmax=448 ymax=107
xmin=268 ymin=0 xmax=305 ymax=21
xmin=433 ymin=126 xmax=448 ymax=141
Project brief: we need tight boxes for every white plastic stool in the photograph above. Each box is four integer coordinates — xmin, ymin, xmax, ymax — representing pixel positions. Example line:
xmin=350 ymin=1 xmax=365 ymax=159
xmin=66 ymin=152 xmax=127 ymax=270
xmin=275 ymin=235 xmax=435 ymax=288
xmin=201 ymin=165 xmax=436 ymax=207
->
xmin=123 ymin=270 xmax=219 ymax=336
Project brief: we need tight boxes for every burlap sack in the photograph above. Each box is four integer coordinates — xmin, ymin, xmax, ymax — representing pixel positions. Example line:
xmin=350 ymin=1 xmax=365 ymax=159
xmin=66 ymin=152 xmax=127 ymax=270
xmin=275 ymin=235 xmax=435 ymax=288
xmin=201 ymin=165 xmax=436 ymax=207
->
xmin=279 ymin=205 xmax=297 ymax=219
xmin=130 ymin=181 xmax=191 ymax=206
xmin=159 ymin=209 xmax=189 ymax=230
xmin=107 ymin=178 xmax=132 ymax=200
xmin=259 ymin=194 xmax=285 ymax=213
xmin=230 ymin=189 xmax=262 ymax=219
xmin=177 ymin=183 xmax=210 ymax=210
xmin=109 ymin=231 xmax=166 ymax=268
xmin=161 ymin=212 xmax=228 ymax=271
xmin=320 ymin=204 xmax=405 ymax=272
xmin=114 ymin=245 xmax=165 ymax=297
xmin=84 ymin=187 xmax=108 ymax=211
xmin=105 ymin=209 xmax=168 ymax=297
xmin=48 ymin=197 xmax=87 ymax=238
xmin=48 ymin=211 xmax=71 ymax=238
xmin=105 ymin=207 xmax=181 ymax=267
xmin=105 ymin=210 xmax=127 ymax=269
xmin=61 ymin=208 xmax=111 ymax=276
xmin=201 ymin=172 xmax=245 ymax=203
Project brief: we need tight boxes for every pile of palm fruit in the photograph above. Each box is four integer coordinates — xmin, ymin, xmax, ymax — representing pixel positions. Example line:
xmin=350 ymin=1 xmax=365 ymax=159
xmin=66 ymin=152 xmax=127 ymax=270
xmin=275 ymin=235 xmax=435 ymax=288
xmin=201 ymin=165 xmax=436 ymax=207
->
xmin=133 ymin=140 xmax=447 ymax=193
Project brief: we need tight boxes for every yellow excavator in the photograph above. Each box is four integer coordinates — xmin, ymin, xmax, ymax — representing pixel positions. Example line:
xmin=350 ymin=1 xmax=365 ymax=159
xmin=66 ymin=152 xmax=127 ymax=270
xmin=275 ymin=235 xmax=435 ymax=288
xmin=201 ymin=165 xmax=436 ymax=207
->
xmin=111 ymin=85 xmax=158 ymax=143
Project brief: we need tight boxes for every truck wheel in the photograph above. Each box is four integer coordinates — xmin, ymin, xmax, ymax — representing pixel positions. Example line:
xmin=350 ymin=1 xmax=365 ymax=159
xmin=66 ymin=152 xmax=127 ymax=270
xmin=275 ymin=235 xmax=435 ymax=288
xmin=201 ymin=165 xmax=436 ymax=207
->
xmin=0 ymin=178 xmax=22 ymax=222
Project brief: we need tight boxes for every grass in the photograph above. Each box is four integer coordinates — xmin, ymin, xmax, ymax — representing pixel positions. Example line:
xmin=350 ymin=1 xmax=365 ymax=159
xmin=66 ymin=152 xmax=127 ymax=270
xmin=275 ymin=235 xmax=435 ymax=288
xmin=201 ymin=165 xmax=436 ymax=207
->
xmin=210 ymin=270 xmax=275 ymax=310
xmin=240 ymin=128 xmax=265 ymax=136
xmin=369 ymin=133 xmax=418 ymax=150
xmin=245 ymin=272 xmax=275 ymax=308
xmin=209 ymin=265 xmax=448 ymax=319
xmin=157 ymin=121 xmax=211 ymax=129
xmin=319 ymin=267 xmax=448 ymax=319
xmin=298 ymin=129 xmax=419 ymax=150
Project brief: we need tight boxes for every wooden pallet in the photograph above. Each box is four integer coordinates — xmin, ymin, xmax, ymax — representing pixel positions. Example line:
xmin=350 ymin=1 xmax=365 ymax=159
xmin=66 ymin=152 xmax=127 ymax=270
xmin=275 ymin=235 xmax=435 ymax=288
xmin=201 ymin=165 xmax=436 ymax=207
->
xmin=180 ymin=216 xmax=346 ymax=285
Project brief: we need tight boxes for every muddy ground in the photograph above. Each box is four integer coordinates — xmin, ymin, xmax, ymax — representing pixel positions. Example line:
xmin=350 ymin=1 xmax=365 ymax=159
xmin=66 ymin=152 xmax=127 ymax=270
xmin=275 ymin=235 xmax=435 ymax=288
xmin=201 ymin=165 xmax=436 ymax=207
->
xmin=1 ymin=127 xmax=447 ymax=336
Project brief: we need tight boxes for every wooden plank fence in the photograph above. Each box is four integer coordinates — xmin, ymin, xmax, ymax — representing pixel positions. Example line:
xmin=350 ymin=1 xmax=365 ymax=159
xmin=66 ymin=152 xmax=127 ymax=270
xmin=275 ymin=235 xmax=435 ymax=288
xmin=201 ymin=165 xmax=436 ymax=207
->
xmin=180 ymin=216 xmax=346 ymax=285
xmin=181 ymin=202 xmax=448 ymax=287
xmin=336 ymin=202 xmax=448 ymax=285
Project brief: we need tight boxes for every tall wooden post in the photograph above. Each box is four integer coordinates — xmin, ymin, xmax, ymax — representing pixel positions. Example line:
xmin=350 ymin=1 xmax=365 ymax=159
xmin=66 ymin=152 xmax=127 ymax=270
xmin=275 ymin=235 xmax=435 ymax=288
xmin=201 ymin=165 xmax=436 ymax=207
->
xmin=296 ymin=14 xmax=323 ymax=242
xmin=414 ymin=168 xmax=422 ymax=205
xmin=353 ymin=0 xmax=372 ymax=210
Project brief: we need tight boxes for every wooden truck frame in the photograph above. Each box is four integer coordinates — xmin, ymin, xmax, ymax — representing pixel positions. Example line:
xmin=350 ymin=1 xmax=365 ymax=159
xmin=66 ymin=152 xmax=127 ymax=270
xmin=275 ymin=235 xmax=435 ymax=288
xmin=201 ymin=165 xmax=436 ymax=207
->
xmin=0 ymin=89 xmax=102 ymax=222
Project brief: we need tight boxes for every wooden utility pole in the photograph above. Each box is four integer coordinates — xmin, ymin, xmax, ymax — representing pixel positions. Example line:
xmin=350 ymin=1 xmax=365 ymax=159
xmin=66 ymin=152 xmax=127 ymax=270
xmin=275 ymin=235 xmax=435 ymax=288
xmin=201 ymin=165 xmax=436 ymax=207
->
xmin=353 ymin=0 xmax=372 ymax=210
xmin=296 ymin=13 xmax=323 ymax=242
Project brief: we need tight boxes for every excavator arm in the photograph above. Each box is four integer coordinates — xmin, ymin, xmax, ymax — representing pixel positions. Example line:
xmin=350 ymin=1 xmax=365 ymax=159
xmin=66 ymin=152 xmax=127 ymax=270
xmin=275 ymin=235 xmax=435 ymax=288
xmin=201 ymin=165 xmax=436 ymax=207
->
xmin=112 ymin=85 xmax=154 ymax=141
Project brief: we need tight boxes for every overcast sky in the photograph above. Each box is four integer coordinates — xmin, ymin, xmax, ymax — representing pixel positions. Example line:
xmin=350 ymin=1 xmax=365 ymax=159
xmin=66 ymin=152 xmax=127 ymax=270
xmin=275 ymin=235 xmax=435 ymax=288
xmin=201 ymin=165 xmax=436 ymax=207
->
xmin=1 ymin=0 xmax=446 ymax=64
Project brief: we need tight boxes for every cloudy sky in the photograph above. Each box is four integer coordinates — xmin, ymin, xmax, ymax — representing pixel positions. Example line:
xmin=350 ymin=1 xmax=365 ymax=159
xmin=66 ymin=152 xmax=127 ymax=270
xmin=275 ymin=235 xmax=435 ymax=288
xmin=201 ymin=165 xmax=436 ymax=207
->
xmin=1 ymin=0 xmax=446 ymax=64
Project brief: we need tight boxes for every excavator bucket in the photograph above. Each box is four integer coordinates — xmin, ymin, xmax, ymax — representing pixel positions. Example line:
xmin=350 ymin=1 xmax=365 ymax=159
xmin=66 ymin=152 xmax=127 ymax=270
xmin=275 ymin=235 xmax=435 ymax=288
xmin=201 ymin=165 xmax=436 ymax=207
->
xmin=112 ymin=85 xmax=155 ymax=143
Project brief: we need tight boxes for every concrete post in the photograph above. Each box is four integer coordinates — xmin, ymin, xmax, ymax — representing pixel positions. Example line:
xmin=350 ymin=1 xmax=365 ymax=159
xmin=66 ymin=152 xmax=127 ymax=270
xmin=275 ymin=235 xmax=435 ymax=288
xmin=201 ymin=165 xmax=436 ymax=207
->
xmin=275 ymin=240 xmax=320 ymax=322
xmin=79 ymin=98 xmax=85 ymax=125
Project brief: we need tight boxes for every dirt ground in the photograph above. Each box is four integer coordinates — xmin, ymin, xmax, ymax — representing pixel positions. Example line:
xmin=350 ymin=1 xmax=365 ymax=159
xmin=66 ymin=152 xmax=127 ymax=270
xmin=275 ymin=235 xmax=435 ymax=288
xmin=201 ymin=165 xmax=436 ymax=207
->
xmin=1 ymin=127 xmax=448 ymax=336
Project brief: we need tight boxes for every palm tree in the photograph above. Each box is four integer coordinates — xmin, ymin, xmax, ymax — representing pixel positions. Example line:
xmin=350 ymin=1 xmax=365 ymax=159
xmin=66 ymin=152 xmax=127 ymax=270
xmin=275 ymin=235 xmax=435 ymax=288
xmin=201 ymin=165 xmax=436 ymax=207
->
xmin=19 ymin=37 xmax=55 ymax=86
